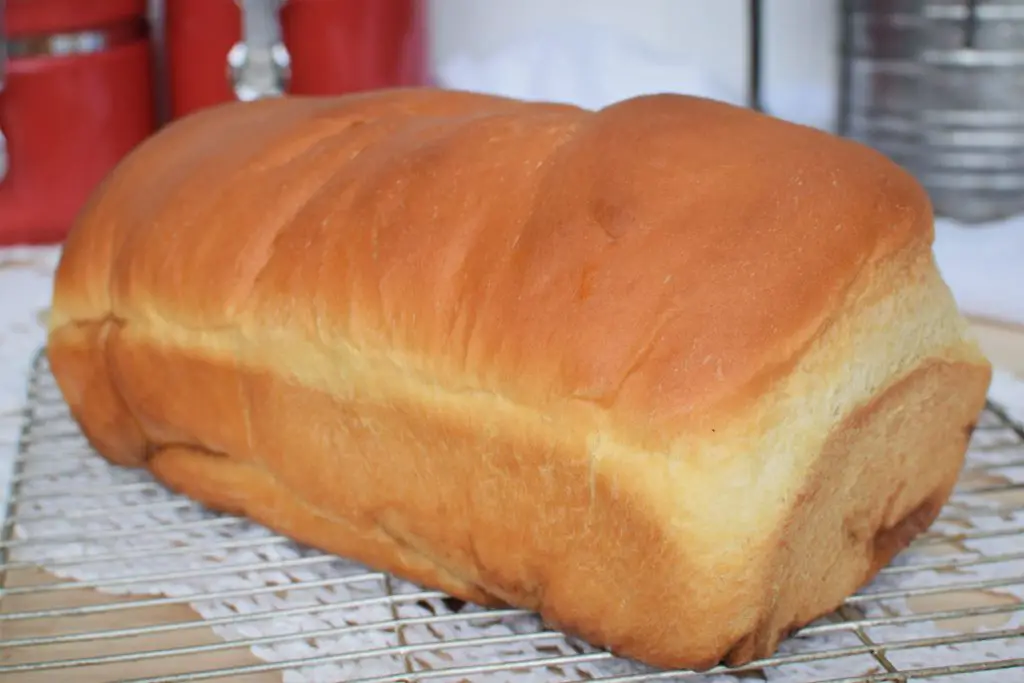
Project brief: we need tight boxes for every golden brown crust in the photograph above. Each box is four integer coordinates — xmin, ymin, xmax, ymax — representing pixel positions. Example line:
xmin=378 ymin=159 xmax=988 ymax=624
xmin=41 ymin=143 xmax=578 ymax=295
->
xmin=47 ymin=88 xmax=991 ymax=670
xmin=51 ymin=88 xmax=933 ymax=426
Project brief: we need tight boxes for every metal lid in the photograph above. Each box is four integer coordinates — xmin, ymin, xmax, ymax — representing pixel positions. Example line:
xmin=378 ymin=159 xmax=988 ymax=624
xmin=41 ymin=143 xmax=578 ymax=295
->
xmin=5 ymin=0 xmax=147 ymax=37
xmin=5 ymin=16 xmax=147 ymax=59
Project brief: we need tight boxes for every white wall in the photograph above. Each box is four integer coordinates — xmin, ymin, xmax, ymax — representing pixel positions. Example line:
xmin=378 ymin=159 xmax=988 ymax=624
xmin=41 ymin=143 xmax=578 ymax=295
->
xmin=427 ymin=0 xmax=840 ymax=124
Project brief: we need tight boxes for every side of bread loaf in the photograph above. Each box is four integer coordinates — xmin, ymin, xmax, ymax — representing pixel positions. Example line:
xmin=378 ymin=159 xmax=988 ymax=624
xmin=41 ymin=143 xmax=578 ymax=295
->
xmin=47 ymin=89 xmax=991 ymax=670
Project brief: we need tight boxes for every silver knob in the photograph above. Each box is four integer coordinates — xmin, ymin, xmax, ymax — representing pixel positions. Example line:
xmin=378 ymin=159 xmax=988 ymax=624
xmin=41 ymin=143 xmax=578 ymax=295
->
xmin=227 ymin=0 xmax=291 ymax=102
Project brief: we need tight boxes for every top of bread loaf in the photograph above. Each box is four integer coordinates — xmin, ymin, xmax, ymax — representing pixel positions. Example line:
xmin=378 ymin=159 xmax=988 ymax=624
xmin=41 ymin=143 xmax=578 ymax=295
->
xmin=51 ymin=88 xmax=933 ymax=431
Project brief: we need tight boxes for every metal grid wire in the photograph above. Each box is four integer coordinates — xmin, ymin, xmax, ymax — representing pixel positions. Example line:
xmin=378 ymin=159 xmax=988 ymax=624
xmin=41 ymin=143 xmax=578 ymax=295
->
xmin=1 ymin=351 xmax=1023 ymax=682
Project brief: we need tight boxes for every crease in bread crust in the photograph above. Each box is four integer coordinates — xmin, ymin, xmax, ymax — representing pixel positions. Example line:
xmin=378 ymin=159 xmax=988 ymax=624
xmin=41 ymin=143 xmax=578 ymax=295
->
xmin=46 ymin=90 xmax=992 ymax=670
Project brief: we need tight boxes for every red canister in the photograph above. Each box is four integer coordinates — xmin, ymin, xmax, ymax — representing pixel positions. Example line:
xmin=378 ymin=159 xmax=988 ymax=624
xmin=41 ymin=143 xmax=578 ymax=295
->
xmin=0 ymin=0 xmax=157 ymax=245
xmin=165 ymin=0 xmax=428 ymax=121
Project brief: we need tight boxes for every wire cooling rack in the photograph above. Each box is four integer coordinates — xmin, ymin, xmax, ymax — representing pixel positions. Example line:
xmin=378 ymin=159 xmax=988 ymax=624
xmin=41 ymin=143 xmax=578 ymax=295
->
xmin=1 ymin=351 xmax=1023 ymax=683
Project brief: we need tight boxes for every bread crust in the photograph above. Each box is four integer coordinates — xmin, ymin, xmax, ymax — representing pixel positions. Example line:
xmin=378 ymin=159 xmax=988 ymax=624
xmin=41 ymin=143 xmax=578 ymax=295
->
xmin=47 ymin=89 xmax=992 ymax=670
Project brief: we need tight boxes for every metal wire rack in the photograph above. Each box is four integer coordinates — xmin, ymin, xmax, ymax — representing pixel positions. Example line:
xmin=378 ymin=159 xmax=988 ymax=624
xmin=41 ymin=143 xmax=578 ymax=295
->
xmin=1 ymin=351 xmax=1023 ymax=682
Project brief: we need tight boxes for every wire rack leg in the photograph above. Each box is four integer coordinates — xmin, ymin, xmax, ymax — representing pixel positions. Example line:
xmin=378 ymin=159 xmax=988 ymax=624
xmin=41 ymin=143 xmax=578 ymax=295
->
xmin=384 ymin=573 xmax=415 ymax=680
xmin=838 ymin=604 xmax=907 ymax=682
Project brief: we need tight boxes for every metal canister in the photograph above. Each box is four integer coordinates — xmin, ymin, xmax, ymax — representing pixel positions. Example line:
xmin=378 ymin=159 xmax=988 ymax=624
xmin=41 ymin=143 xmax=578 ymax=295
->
xmin=839 ymin=0 xmax=1024 ymax=224
xmin=164 ymin=0 xmax=428 ymax=121
xmin=0 ymin=0 xmax=157 ymax=245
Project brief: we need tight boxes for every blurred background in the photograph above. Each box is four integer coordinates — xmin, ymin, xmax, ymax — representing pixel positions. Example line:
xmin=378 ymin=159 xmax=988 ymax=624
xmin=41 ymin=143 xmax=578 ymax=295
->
xmin=0 ymin=0 xmax=1020 ymax=335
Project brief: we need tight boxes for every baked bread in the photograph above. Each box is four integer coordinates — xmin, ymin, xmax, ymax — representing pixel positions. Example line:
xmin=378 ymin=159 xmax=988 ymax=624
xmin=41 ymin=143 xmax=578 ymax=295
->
xmin=47 ymin=88 xmax=992 ymax=671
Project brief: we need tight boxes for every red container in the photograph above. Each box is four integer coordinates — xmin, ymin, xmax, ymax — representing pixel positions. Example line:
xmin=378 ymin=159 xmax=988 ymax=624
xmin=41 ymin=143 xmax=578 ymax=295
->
xmin=0 ymin=0 xmax=157 ymax=245
xmin=165 ymin=0 xmax=428 ymax=120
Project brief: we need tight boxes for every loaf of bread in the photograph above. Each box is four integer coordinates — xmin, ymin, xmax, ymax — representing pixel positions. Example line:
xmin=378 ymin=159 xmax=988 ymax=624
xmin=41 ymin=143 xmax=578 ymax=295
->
xmin=47 ymin=88 xmax=991 ymax=671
